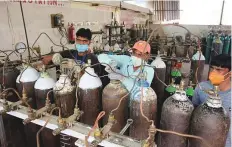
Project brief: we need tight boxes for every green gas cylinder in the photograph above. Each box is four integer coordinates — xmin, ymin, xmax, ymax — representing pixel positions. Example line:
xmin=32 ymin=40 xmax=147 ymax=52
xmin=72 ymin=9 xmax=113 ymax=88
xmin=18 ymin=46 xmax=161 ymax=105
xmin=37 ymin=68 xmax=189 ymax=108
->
xmin=223 ymin=35 xmax=231 ymax=55
xmin=206 ymin=32 xmax=214 ymax=64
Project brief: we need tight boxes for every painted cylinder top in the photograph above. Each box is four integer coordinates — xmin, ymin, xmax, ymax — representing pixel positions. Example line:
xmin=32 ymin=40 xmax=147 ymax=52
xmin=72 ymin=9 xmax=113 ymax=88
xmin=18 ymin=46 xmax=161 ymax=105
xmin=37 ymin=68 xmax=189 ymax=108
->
xmin=192 ymin=51 xmax=205 ymax=61
xmin=79 ymin=67 xmax=102 ymax=89
xmin=16 ymin=66 xmax=40 ymax=83
xmin=151 ymin=56 xmax=166 ymax=68
xmin=34 ymin=72 xmax=56 ymax=90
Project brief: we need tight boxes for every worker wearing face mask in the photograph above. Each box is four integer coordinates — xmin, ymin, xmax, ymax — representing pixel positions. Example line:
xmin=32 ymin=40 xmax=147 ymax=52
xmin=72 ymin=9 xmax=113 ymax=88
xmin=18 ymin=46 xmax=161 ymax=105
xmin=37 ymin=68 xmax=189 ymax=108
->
xmin=42 ymin=28 xmax=100 ymax=75
xmin=192 ymin=54 xmax=231 ymax=147
xmin=98 ymin=40 xmax=154 ymax=96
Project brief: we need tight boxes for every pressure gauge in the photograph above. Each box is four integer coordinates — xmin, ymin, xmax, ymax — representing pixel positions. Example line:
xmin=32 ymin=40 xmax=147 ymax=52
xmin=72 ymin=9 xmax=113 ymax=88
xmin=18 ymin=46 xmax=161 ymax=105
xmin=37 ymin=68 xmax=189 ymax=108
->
xmin=15 ymin=42 xmax=26 ymax=54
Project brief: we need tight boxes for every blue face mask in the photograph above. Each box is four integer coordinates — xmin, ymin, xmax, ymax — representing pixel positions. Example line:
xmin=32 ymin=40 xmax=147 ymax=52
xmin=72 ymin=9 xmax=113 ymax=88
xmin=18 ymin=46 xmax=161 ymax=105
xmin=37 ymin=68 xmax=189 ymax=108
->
xmin=75 ymin=44 xmax=89 ymax=52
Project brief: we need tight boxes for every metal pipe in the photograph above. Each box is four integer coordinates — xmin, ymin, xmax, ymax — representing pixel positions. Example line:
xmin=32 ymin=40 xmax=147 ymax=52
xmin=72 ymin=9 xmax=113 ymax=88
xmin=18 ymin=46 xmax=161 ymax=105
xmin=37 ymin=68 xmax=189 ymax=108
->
xmin=19 ymin=1 xmax=31 ymax=61
xmin=219 ymin=0 xmax=225 ymax=25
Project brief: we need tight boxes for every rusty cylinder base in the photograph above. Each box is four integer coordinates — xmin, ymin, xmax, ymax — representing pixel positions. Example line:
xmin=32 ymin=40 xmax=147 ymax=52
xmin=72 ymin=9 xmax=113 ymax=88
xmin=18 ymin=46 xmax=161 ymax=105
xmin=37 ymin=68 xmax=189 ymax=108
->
xmin=102 ymin=81 xmax=129 ymax=133
xmin=151 ymin=68 xmax=166 ymax=128
xmin=189 ymin=103 xmax=230 ymax=147
xmin=2 ymin=115 xmax=27 ymax=147
xmin=129 ymin=100 xmax=156 ymax=140
xmin=35 ymin=89 xmax=60 ymax=147
xmin=24 ymin=123 xmax=39 ymax=147
xmin=158 ymin=97 xmax=194 ymax=147
xmin=54 ymin=91 xmax=76 ymax=118
xmin=79 ymin=87 xmax=102 ymax=126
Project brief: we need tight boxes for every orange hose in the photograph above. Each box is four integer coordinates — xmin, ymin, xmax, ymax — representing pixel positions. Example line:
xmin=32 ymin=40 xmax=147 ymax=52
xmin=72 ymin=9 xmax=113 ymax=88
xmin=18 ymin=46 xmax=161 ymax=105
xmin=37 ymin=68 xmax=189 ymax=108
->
xmin=85 ymin=111 xmax=105 ymax=147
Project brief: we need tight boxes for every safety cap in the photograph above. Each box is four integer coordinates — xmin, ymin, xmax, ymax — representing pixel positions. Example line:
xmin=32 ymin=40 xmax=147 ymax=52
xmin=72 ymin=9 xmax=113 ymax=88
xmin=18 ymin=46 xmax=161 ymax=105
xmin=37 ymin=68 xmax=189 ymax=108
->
xmin=133 ymin=40 xmax=151 ymax=53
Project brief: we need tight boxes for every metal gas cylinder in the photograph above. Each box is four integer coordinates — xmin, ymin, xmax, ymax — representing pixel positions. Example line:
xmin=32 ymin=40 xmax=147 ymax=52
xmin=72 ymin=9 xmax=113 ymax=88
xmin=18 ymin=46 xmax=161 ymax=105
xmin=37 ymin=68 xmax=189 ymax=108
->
xmin=34 ymin=70 xmax=56 ymax=109
xmin=16 ymin=65 xmax=40 ymax=109
xmin=205 ymin=32 xmax=214 ymax=64
xmin=0 ymin=65 xmax=20 ymax=102
xmin=191 ymin=50 xmax=205 ymax=84
xmin=16 ymin=65 xmax=40 ymax=147
xmin=189 ymin=86 xmax=230 ymax=147
xmin=130 ymin=77 xmax=157 ymax=140
xmin=223 ymin=34 xmax=231 ymax=54
xmin=34 ymin=70 xmax=59 ymax=147
xmin=187 ymin=46 xmax=195 ymax=59
xmin=150 ymin=55 xmax=166 ymax=127
xmin=102 ymin=79 xmax=129 ymax=133
xmin=131 ymin=24 xmax=137 ymax=39
xmin=158 ymin=81 xmax=194 ymax=147
xmin=211 ymin=34 xmax=223 ymax=59
xmin=176 ymin=45 xmax=186 ymax=57
xmin=53 ymin=74 xmax=76 ymax=118
xmin=78 ymin=64 xmax=102 ymax=126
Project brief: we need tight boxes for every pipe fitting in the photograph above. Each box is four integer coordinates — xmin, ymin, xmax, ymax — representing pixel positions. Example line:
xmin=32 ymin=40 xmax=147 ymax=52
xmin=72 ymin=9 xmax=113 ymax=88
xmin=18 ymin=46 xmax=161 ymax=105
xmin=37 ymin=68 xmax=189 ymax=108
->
xmin=52 ymin=118 xmax=66 ymax=136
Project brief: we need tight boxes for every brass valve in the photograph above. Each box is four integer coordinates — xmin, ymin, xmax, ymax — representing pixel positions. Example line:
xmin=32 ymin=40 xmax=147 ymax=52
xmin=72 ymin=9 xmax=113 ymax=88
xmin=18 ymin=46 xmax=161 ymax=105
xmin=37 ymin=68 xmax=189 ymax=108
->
xmin=142 ymin=124 xmax=157 ymax=147
xmin=52 ymin=107 xmax=83 ymax=136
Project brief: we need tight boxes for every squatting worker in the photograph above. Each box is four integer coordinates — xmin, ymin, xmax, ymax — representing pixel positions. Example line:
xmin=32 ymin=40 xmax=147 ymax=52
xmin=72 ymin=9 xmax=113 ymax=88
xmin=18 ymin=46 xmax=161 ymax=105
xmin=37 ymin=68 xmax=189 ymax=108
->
xmin=98 ymin=40 xmax=154 ymax=98
xmin=42 ymin=28 xmax=100 ymax=76
xmin=192 ymin=54 xmax=231 ymax=147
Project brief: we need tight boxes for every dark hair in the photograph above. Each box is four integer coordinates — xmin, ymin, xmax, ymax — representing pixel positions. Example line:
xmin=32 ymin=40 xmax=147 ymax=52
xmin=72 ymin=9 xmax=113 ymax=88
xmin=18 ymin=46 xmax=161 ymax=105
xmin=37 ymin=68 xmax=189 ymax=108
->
xmin=76 ymin=28 xmax=92 ymax=40
xmin=211 ymin=54 xmax=231 ymax=71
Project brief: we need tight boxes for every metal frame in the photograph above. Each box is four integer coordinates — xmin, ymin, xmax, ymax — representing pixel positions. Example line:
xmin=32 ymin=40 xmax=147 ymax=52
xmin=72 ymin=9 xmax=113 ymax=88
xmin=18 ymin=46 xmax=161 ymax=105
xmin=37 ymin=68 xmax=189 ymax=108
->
xmin=0 ymin=100 xmax=141 ymax=147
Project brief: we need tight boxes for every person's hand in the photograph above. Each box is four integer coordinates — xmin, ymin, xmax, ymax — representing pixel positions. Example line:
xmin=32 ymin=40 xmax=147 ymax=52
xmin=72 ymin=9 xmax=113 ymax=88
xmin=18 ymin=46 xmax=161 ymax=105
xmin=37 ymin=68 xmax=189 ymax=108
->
xmin=42 ymin=55 xmax=52 ymax=65
xmin=52 ymin=53 xmax=63 ymax=65
xmin=104 ymin=60 xmax=117 ymax=73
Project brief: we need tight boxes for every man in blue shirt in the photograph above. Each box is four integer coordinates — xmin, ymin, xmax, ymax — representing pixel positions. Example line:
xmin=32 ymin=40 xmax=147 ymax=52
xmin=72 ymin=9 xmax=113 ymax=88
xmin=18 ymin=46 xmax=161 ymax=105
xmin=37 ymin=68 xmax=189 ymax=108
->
xmin=192 ymin=54 xmax=231 ymax=147
xmin=98 ymin=40 xmax=154 ymax=98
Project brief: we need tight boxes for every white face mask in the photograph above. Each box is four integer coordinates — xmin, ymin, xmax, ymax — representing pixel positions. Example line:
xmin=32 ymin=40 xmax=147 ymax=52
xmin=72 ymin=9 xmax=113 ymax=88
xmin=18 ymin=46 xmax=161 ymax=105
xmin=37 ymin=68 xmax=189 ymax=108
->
xmin=131 ymin=56 xmax=142 ymax=67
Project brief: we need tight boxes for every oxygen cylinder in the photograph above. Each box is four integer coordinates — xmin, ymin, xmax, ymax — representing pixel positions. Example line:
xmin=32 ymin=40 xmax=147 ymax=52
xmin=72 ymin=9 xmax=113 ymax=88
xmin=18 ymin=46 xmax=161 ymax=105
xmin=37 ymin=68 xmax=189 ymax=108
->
xmin=220 ymin=33 xmax=225 ymax=50
xmin=53 ymin=74 xmax=76 ymax=118
xmin=0 ymin=66 xmax=20 ymax=101
xmin=139 ymin=24 xmax=143 ymax=39
xmin=191 ymin=51 xmax=205 ymax=84
xmin=0 ymin=65 xmax=26 ymax=147
xmin=34 ymin=71 xmax=55 ymax=109
xmin=78 ymin=65 xmax=102 ymax=126
xmin=16 ymin=65 xmax=40 ymax=108
xmin=129 ymin=78 xmax=157 ymax=140
xmin=102 ymin=79 xmax=129 ymax=133
xmin=212 ymin=34 xmax=223 ymax=59
xmin=205 ymin=32 xmax=214 ymax=64
xmin=16 ymin=65 xmax=40 ymax=147
xmin=34 ymin=71 xmax=59 ymax=147
xmin=150 ymin=55 xmax=166 ymax=127
xmin=223 ymin=34 xmax=231 ymax=54
xmin=189 ymin=86 xmax=230 ymax=147
xmin=131 ymin=24 xmax=137 ymax=39
xmin=175 ymin=45 xmax=186 ymax=57
xmin=158 ymin=81 xmax=194 ymax=147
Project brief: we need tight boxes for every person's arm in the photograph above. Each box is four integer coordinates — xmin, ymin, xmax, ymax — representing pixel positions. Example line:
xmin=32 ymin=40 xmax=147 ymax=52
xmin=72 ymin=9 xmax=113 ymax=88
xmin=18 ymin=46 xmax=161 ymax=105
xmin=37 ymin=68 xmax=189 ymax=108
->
xmin=98 ymin=54 xmax=130 ymax=68
xmin=121 ymin=67 xmax=154 ymax=93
